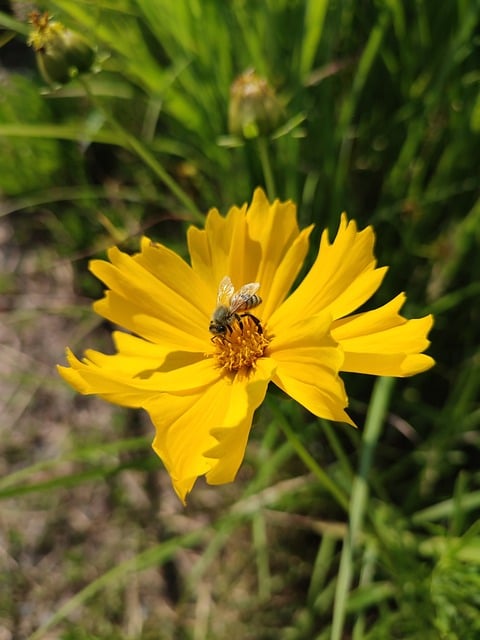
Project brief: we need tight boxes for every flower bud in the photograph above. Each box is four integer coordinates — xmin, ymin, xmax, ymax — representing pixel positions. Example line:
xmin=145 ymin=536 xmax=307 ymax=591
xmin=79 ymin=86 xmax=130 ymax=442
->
xmin=228 ymin=69 xmax=283 ymax=139
xmin=28 ymin=11 xmax=94 ymax=85
xmin=60 ymin=29 xmax=96 ymax=73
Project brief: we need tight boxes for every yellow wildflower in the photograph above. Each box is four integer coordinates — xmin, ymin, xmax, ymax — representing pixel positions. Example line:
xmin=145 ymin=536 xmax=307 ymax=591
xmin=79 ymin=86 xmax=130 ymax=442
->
xmin=58 ymin=189 xmax=434 ymax=503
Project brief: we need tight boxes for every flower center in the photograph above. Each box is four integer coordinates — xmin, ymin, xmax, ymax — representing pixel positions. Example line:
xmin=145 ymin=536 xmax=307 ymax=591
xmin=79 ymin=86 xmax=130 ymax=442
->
xmin=212 ymin=315 xmax=269 ymax=372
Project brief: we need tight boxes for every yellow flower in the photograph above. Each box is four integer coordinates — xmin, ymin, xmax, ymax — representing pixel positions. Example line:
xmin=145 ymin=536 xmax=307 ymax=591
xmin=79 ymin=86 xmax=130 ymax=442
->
xmin=58 ymin=189 xmax=434 ymax=503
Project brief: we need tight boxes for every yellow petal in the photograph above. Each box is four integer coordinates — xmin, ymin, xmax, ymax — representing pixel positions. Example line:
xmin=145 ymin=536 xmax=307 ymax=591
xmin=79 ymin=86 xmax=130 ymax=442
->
xmin=134 ymin=238 xmax=213 ymax=318
xmin=257 ymin=225 xmax=313 ymax=321
xmin=93 ymin=292 xmax=207 ymax=351
xmin=205 ymin=357 xmax=276 ymax=485
xmin=90 ymin=244 xmax=209 ymax=344
xmin=332 ymin=295 xmax=435 ymax=376
xmin=332 ymin=293 xmax=408 ymax=337
xmin=187 ymin=203 xmax=249 ymax=289
xmin=57 ymin=345 xmax=218 ymax=404
xmin=338 ymin=351 xmax=435 ymax=377
xmin=268 ymin=310 xmax=353 ymax=425
xmin=246 ymin=189 xmax=312 ymax=318
xmin=268 ymin=308 xmax=334 ymax=350
xmin=149 ymin=358 xmax=275 ymax=503
xmin=150 ymin=391 xmax=218 ymax=502
xmin=272 ymin=365 xmax=354 ymax=426
xmin=187 ymin=188 xmax=312 ymax=324
xmin=335 ymin=321 xmax=435 ymax=376
xmin=58 ymin=349 xmax=147 ymax=406
xmin=272 ymin=214 xmax=387 ymax=326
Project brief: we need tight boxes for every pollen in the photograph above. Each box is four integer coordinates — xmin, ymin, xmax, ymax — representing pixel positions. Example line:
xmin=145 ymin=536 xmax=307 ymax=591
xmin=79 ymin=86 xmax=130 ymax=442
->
xmin=213 ymin=315 xmax=269 ymax=372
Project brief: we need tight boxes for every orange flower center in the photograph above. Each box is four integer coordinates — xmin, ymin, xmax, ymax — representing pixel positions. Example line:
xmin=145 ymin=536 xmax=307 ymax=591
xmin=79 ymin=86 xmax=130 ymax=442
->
xmin=212 ymin=315 xmax=269 ymax=372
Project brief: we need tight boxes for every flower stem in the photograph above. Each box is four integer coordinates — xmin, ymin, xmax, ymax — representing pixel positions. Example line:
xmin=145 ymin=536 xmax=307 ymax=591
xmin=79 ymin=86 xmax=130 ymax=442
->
xmin=331 ymin=376 xmax=395 ymax=640
xmin=79 ymin=78 xmax=204 ymax=224
xmin=257 ymin=136 xmax=276 ymax=199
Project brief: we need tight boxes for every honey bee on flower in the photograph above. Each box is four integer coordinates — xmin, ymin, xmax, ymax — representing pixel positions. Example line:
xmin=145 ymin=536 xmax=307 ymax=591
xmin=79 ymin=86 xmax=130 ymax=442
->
xmin=58 ymin=188 xmax=434 ymax=503
xmin=209 ymin=276 xmax=263 ymax=338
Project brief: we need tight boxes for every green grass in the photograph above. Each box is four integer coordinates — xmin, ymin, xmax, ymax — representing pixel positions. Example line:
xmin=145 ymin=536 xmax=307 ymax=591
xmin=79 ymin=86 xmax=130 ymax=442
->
xmin=0 ymin=0 xmax=479 ymax=638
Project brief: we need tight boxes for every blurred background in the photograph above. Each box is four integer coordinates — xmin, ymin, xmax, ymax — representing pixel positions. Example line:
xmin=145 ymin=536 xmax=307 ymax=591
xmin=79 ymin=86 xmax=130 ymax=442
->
xmin=0 ymin=1 xmax=479 ymax=638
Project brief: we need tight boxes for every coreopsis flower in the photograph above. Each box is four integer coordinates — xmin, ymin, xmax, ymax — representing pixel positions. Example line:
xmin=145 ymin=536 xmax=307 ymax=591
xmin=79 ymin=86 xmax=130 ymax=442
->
xmin=58 ymin=189 xmax=434 ymax=503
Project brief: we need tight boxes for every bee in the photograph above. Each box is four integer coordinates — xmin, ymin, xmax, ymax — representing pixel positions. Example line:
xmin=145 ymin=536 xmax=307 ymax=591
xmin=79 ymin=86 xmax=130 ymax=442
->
xmin=209 ymin=276 xmax=262 ymax=337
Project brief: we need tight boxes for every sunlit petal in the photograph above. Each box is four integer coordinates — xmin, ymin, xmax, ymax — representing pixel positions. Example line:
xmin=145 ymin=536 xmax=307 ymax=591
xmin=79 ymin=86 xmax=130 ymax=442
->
xmin=206 ymin=358 xmax=276 ymax=484
xmin=93 ymin=293 xmax=207 ymax=351
xmin=57 ymin=346 xmax=218 ymax=403
xmin=90 ymin=247 xmax=208 ymax=343
xmin=273 ymin=214 xmax=387 ymax=324
xmin=269 ymin=310 xmax=353 ymax=425
xmin=188 ymin=188 xmax=312 ymax=323
xmin=259 ymin=226 xmax=313 ymax=321
xmin=332 ymin=298 xmax=434 ymax=376
xmin=134 ymin=237 xmax=213 ymax=318
xmin=246 ymin=189 xmax=313 ymax=317
xmin=187 ymin=203 xmax=250 ymax=290
xmin=149 ymin=359 xmax=275 ymax=503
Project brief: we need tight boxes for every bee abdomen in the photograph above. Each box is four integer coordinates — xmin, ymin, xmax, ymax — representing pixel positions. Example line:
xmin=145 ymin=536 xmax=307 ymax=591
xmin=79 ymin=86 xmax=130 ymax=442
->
xmin=241 ymin=294 xmax=262 ymax=310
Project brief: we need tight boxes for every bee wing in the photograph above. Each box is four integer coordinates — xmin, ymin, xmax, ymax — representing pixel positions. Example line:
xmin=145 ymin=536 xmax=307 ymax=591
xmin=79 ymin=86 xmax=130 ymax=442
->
xmin=216 ymin=276 xmax=235 ymax=306
xmin=230 ymin=282 xmax=260 ymax=313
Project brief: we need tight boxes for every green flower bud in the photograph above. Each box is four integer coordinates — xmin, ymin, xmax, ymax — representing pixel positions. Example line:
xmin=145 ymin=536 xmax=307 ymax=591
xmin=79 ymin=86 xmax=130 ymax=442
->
xmin=228 ymin=69 xmax=283 ymax=139
xmin=61 ymin=29 xmax=95 ymax=72
xmin=28 ymin=11 xmax=94 ymax=85
xmin=35 ymin=45 xmax=71 ymax=85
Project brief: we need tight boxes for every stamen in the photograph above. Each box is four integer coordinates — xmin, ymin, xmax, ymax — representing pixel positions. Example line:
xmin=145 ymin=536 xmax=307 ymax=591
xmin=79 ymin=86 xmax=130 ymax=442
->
xmin=212 ymin=315 xmax=269 ymax=372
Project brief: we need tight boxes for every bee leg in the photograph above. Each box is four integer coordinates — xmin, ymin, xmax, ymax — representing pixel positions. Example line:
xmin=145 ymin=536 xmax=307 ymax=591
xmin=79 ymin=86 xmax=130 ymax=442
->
xmin=240 ymin=313 xmax=263 ymax=334
xmin=234 ymin=313 xmax=244 ymax=331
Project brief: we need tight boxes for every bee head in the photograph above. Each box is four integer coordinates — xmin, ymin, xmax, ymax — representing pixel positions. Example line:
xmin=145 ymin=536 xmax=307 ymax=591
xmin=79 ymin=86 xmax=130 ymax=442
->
xmin=209 ymin=321 xmax=227 ymax=335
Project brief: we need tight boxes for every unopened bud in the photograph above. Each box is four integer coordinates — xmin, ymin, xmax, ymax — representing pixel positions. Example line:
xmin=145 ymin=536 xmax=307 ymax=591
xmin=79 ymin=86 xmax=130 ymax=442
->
xmin=28 ymin=11 xmax=95 ymax=85
xmin=228 ymin=69 xmax=283 ymax=139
